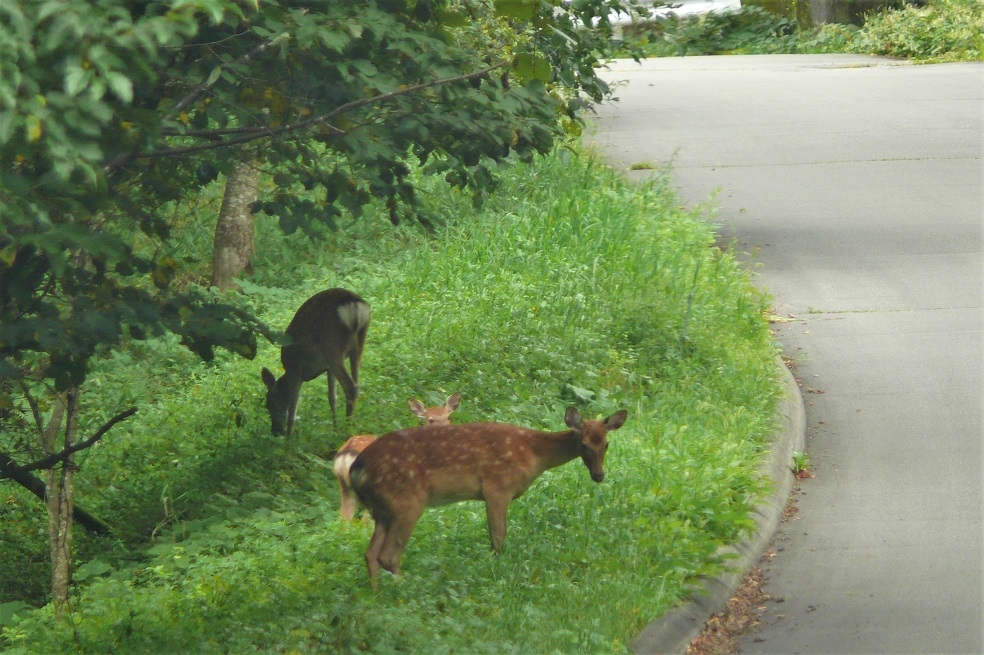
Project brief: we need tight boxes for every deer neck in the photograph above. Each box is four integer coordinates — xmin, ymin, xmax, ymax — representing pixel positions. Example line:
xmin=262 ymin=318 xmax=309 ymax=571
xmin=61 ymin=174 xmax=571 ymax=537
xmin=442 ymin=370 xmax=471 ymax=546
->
xmin=532 ymin=429 xmax=582 ymax=472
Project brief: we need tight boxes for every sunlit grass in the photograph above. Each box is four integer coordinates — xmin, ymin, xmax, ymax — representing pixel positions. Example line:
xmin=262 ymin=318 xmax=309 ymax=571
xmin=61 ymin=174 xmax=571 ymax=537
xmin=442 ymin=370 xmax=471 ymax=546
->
xmin=2 ymin=149 xmax=782 ymax=654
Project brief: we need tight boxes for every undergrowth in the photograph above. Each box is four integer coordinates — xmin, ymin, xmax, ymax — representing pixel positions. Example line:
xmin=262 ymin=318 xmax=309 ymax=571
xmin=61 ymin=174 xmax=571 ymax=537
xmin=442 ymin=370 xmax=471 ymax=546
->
xmin=616 ymin=0 xmax=984 ymax=62
xmin=1 ymin=150 xmax=782 ymax=653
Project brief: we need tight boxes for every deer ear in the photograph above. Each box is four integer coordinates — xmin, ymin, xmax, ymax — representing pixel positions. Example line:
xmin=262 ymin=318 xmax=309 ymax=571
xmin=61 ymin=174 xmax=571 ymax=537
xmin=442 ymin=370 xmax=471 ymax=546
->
xmin=564 ymin=407 xmax=583 ymax=429
xmin=605 ymin=410 xmax=628 ymax=431
xmin=445 ymin=392 xmax=461 ymax=412
xmin=261 ymin=367 xmax=277 ymax=391
xmin=408 ymin=398 xmax=427 ymax=418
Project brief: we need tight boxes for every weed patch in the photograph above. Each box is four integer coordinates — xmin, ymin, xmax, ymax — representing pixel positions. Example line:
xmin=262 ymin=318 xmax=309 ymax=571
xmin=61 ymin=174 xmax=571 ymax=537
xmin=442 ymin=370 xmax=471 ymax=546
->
xmin=615 ymin=0 xmax=984 ymax=62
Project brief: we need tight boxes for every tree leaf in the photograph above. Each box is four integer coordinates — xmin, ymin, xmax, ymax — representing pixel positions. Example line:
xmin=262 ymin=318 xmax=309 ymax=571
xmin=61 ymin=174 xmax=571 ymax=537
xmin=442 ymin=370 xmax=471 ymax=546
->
xmin=106 ymin=71 xmax=133 ymax=104
xmin=513 ymin=52 xmax=552 ymax=83
xmin=495 ymin=0 xmax=539 ymax=20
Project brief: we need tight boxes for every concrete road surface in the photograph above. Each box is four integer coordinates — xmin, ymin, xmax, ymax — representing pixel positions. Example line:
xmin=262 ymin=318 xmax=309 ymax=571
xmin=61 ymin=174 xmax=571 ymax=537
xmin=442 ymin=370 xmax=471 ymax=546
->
xmin=588 ymin=55 xmax=983 ymax=654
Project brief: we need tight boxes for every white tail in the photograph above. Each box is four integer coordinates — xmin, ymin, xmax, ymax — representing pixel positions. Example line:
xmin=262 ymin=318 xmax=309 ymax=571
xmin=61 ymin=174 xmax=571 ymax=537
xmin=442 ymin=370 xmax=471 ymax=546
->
xmin=334 ymin=393 xmax=461 ymax=520
xmin=261 ymin=288 xmax=370 ymax=438
xmin=350 ymin=407 xmax=627 ymax=584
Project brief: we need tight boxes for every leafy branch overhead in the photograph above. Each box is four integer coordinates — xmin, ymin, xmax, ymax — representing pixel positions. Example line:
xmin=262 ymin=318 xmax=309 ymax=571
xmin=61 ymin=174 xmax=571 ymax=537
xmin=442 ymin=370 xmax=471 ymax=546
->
xmin=1 ymin=0 xmax=626 ymax=393
xmin=0 ymin=0 xmax=623 ymax=615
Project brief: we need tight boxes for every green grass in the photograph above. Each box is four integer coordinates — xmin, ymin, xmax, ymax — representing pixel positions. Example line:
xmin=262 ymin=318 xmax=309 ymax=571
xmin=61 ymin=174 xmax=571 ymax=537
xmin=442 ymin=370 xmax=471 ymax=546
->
xmin=616 ymin=0 xmax=984 ymax=62
xmin=1 ymin=149 xmax=782 ymax=653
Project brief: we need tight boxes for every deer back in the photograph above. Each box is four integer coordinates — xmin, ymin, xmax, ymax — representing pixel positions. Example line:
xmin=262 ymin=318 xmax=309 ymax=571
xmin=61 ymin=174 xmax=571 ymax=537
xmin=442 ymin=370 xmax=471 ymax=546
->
xmin=282 ymin=288 xmax=370 ymax=381
xmin=261 ymin=288 xmax=370 ymax=436
xmin=351 ymin=419 xmax=597 ymax=510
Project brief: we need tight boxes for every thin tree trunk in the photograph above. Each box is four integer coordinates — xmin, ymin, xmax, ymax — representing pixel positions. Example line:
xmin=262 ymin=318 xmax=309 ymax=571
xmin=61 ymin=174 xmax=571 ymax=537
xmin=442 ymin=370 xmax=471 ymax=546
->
xmin=0 ymin=451 xmax=108 ymax=535
xmin=211 ymin=159 xmax=260 ymax=291
xmin=42 ymin=388 xmax=79 ymax=619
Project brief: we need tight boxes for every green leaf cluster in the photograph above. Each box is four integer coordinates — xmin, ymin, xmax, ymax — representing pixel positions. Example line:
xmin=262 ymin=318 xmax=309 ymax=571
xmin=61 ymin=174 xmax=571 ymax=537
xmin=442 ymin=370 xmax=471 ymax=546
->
xmin=849 ymin=0 xmax=984 ymax=61
xmin=1 ymin=0 xmax=627 ymax=436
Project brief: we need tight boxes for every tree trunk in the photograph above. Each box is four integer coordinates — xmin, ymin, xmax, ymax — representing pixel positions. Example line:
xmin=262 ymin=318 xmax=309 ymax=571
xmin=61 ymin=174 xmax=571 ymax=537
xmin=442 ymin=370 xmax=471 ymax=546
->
xmin=0 ymin=451 xmax=108 ymax=535
xmin=211 ymin=160 xmax=260 ymax=292
xmin=42 ymin=389 xmax=79 ymax=619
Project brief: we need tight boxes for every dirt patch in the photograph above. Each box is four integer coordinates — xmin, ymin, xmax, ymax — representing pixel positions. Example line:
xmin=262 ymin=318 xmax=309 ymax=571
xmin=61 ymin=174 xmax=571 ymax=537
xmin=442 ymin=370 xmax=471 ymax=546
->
xmin=686 ymin=565 xmax=770 ymax=655
xmin=687 ymin=491 xmax=802 ymax=655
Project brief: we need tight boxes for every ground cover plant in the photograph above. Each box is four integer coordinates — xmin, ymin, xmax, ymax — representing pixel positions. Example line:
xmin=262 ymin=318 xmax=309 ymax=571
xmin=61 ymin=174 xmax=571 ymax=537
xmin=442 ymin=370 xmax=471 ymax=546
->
xmin=0 ymin=149 xmax=783 ymax=653
xmin=616 ymin=0 xmax=984 ymax=62
xmin=1 ymin=0 xmax=628 ymax=617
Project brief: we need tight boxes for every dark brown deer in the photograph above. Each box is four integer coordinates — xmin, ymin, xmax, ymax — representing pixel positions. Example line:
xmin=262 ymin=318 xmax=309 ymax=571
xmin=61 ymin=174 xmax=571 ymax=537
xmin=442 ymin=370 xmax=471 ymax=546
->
xmin=350 ymin=407 xmax=627 ymax=584
xmin=334 ymin=393 xmax=461 ymax=520
xmin=261 ymin=288 xmax=370 ymax=438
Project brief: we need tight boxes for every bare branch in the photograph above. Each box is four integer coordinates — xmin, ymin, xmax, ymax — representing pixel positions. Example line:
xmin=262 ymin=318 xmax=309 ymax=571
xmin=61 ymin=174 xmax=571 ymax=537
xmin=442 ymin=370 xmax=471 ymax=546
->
xmin=106 ymin=62 xmax=507 ymax=171
xmin=165 ymin=33 xmax=291 ymax=122
xmin=103 ymin=33 xmax=289 ymax=174
xmin=0 ymin=451 xmax=110 ymax=535
xmin=12 ymin=407 xmax=138 ymax=475
xmin=16 ymin=378 xmax=46 ymax=437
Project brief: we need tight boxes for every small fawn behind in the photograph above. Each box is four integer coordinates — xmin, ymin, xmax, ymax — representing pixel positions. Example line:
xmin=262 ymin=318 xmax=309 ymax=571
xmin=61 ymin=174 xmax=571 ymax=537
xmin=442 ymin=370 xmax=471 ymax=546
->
xmin=333 ymin=393 xmax=461 ymax=520
xmin=350 ymin=407 xmax=627 ymax=583
xmin=261 ymin=288 xmax=370 ymax=438
xmin=409 ymin=392 xmax=460 ymax=425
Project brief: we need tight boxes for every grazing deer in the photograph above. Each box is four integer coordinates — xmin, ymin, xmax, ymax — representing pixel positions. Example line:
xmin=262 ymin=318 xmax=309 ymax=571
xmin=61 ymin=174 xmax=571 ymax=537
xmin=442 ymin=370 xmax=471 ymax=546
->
xmin=334 ymin=393 xmax=461 ymax=520
xmin=350 ymin=406 xmax=628 ymax=583
xmin=261 ymin=288 xmax=370 ymax=438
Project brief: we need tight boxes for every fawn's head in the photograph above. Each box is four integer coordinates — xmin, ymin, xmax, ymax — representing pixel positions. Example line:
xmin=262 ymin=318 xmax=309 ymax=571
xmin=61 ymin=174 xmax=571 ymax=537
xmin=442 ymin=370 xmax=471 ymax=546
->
xmin=408 ymin=392 xmax=461 ymax=426
xmin=565 ymin=407 xmax=628 ymax=483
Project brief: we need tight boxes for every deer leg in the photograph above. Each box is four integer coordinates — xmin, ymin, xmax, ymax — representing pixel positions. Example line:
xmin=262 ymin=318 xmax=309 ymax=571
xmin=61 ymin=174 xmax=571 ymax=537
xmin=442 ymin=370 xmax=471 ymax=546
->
xmin=286 ymin=390 xmax=300 ymax=439
xmin=349 ymin=349 xmax=361 ymax=388
xmin=365 ymin=519 xmax=388 ymax=586
xmin=328 ymin=362 xmax=358 ymax=418
xmin=377 ymin=508 xmax=423 ymax=577
xmin=327 ymin=372 xmax=339 ymax=425
xmin=484 ymin=495 xmax=510 ymax=554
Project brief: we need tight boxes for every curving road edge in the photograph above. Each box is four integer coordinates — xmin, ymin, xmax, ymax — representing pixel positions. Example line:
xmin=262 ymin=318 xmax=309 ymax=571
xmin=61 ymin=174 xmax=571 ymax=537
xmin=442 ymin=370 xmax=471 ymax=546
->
xmin=631 ymin=355 xmax=806 ymax=655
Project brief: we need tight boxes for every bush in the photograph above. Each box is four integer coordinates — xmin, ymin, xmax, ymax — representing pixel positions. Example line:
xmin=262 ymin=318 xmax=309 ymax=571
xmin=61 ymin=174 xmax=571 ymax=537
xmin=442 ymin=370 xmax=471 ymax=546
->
xmin=850 ymin=0 xmax=984 ymax=61
xmin=619 ymin=7 xmax=799 ymax=57
xmin=615 ymin=0 xmax=984 ymax=62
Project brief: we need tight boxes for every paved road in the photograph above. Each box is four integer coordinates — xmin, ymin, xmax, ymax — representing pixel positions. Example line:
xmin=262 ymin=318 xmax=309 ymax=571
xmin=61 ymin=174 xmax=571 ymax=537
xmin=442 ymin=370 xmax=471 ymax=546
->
xmin=588 ymin=55 xmax=983 ymax=654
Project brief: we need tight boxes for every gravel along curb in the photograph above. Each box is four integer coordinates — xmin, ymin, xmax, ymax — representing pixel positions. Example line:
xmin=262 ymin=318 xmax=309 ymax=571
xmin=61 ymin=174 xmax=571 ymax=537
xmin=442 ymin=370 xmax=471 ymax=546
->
xmin=631 ymin=355 xmax=807 ymax=655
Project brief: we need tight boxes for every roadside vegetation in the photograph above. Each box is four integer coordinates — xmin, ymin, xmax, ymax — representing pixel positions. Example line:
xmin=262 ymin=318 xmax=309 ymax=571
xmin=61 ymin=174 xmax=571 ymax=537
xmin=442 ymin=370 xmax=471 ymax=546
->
xmin=616 ymin=0 xmax=984 ymax=62
xmin=0 ymin=148 xmax=783 ymax=653
xmin=9 ymin=0 xmax=970 ymax=644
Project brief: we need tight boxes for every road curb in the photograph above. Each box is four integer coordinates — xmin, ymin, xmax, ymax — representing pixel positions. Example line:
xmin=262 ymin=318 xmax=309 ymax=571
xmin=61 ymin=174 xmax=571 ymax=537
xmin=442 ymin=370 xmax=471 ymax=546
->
xmin=630 ymin=355 xmax=806 ymax=655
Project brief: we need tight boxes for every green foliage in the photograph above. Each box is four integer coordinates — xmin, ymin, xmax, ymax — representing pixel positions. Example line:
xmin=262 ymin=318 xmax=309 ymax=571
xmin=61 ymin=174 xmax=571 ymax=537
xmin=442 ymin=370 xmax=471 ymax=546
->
xmin=614 ymin=0 xmax=984 ymax=61
xmin=849 ymin=0 xmax=984 ymax=62
xmin=620 ymin=7 xmax=799 ymax=57
xmin=1 ymin=149 xmax=783 ymax=652
xmin=0 ymin=0 xmax=627 ymax=378
xmin=791 ymin=450 xmax=811 ymax=474
xmin=0 ymin=0 xmax=627 ymax=551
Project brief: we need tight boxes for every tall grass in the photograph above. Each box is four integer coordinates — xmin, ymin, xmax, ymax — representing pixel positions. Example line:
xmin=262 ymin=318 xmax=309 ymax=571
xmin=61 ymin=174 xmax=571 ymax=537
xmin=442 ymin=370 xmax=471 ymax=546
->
xmin=1 ymin=150 xmax=782 ymax=653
